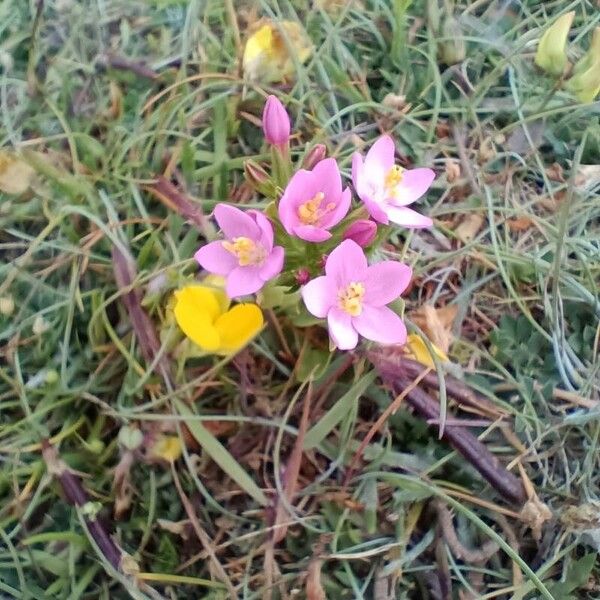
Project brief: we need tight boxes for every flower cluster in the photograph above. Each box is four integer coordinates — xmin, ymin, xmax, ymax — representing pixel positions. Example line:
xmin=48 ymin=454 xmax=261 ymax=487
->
xmin=177 ymin=95 xmax=436 ymax=352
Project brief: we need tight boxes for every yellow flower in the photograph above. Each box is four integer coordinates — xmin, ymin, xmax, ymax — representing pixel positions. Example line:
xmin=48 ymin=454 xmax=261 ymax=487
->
xmin=404 ymin=334 xmax=448 ymax=368
xmin=173 ymin=285 xmax=263 ymax=354
xmin=243 ymin=20 xmax=312 ymax=82
xmin=534 ymin=11 xmax=574 ymax=76
xmin=150 ymin=435 xmax=182 ymax=463
xmin=566 ymin=27 xmax=600 ymax=103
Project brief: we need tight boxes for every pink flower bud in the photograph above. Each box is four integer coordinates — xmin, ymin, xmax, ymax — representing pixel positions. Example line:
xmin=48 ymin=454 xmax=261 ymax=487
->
xmin=262 ymin=95 xmax=291 ymax=146
xmin=302 ymin=144 xmax=327 ymax=169
xmin=295 ymin=268 xmax=310 ymax=285
xmin=342 ymin=219 xmax=377 ymax=248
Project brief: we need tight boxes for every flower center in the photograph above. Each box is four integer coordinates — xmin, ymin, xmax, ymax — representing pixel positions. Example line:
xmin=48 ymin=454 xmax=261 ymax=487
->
xmin=222 ymin=237 xmax=266 ymax=267
xmin=338 ymin=282 xmax=365 ymax=316
xmin=384 ymin=165 xmax=404 ymax=193
xmin=297 ymin=192 xmax=336 ymax=226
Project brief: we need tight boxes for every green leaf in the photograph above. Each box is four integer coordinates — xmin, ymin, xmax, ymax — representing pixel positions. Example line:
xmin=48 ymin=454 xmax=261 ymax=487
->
xmin=303 ymin=371 xmax=377 ymax=450
xmin=296 ymin=347 xmax=331 ymax=382
xmin=565 ymin=553 xmax=596 ymax=591
xmin=174 ymin=399 xmax=268 ymax=506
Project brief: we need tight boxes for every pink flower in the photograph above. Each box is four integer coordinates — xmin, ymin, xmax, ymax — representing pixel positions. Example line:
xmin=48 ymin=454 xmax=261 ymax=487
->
xmin=301 ymin=239 xmax=411 ymax=350
xmin=278 ymin=158 xmax=351 ymax=242
xmin=262 ymin=95 xmax=291 ymax=146
xmin=352 ymin=135 xmax=435 ymax=228
xmin=342 ymin=219 xmax=377 ymax=247
xmin=195 ymin=204 xmax=284 ymax=298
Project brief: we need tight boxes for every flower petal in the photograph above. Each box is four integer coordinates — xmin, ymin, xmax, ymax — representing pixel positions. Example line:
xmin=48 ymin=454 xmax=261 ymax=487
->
xmin=195 ymin=241 xmax=237 ymax=275
xmin=259 ymin=246 xmax=284 ymax=280
xmin=278 ymin=169 xmax=317 ymax=233
xmin=214 ymin=303 xmax=264 ymax=353
xmin=250 ymin=210 xmax=274 ymax=250
xmin=325 ymin=239 xmax=368 ymax=286
xmin=328 ymin=307 xmax=358 ymax=350
xmin=364 ymin=135 xmax=396 ymax=173
xmin=390 ymin=168 xmax=435 ymax=206
xmin=362 ymin=196 xmax=389 ymax=224
xmin=353 ymin=305 xmax=407 ymax=345
xmin=173 ymin=286 xmax=222 ymax=351
xmin=385 ymin=206 xmax=433 ymax=228
xmin=214 ymin=204 xmax=260 ymax=239
xmin=301 ymin=276 xmax=336 ymax=318
xmin=321 ymin=186 xmax=351 ymax=228
xmin=363 ymin=261 xmax=412 ymax=306
xmin=311 ymin=157 xmax=341 ymax=202
xmin=225 ymin=266 xmax=265 ymax=298
xmin=293 ymin=224 xmax=332 ymax=242
xmin=351 ymin=151 xmax=364 ymax=190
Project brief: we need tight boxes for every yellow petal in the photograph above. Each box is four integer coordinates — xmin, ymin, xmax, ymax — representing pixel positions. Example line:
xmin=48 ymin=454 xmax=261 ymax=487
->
xmin=404 ymin=334 xmax=448 ymax=368
xmin=201 ymin=275 xmax=230 ymax=313
xmin=214 ymin=303 xmax=264 ymax=354
xmin=151 ymin=435 xmax=182 ymax=463
xmin=173 ymin=285 xmax=222 ymax=351
xmin=242 ymin=21 xmax=312 ymax=82
xmin=534 ymin=11 xmax=574 ymax=76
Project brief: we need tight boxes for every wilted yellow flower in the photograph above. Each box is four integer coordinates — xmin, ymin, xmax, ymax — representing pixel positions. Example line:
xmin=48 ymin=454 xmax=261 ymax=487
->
xmin=150 ymin=435 xmax=182 ymax=463
xmin=0 ymin=151 xmax=35 ymax=195
xmin=173 ymin=285 xmax=263 ymax=354
xmin=243 ymin=20 xmax=312 ymax=82
xmin=535 ymin=11 xmax=574 ymax=76
xmin=404 ymin=334 xmax=448 ymax=368
xmin=566 ymin=27 xmax=600 ymax=103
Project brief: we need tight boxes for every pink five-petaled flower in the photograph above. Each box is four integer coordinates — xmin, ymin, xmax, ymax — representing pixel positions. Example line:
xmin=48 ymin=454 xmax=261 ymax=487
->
xmin=278 ymin=158 xmax=351 ymax=242
xmin=195 ymin=204 xmax=284 ymax=299
xmin=352 ymin=135 xmax=435 ymax=228
xmin=301 ymin=239 xmax=411 ymax=350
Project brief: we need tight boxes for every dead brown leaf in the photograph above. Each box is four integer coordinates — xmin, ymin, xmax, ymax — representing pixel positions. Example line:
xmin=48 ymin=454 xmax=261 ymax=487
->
xmin=409 ymin=304 xmax=458 ymax=355
xmin=507 ymin=216 xmax=534 ymax=232
xmin=453 ymin=212 xmax=484 ymax=243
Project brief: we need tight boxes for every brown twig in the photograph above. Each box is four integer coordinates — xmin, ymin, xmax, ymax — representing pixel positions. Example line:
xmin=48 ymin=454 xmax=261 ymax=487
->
xmin=370 ymin=352 xmax=505 ymax=418
xmin=395 ymin=376 xmax=526 ymax=505
xmin=112 ymin=244 xmax=173 ymax=386
xmin=41 ymin=440 xmax=123 ymax=571
xmin=102 ymin=53 xmax=159 ymax=81
xmin=144 ymin=176 xmax=208 ymax=235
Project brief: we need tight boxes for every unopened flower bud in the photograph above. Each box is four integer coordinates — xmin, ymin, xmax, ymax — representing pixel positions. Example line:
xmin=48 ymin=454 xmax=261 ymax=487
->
xmin=535 ymin=11 xmax=574 ymax=77
xmin=342 ymin=219 xmax=377 ymax=248
xmin=301 ymin=144 xmax=326 ymax=170
xmin=295 ymin=268 xmax=310 ymax=285
xmin=439 ymin=15 xmax=466 ymax=65
xmin=262 ymin=95 xmax=291 ymax=146
xmin=566 ymin=27 xmax=600 ymax=103
xmin=243 ymin=159 xmax=276 ymax=196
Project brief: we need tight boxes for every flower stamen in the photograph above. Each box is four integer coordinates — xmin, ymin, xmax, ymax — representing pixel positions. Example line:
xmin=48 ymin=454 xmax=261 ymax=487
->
xmin=297 ymin=192 xmax=336 ymax=226
xmin=384 ymin=165 xmax=404 ymax=191
xmin=222 ymin=237 xmax=266 ymax=266
xmin=338 ymin=282 xmax=365 ymax=316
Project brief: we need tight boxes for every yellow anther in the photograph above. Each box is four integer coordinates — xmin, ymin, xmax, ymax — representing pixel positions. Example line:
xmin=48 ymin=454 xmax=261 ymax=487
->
xmin=297 ymin=192 xmax=326 ymax=225
xmin=384 ymin=165 xmax=404 ymax=190
xmin=222 ymin=237 xmax=265 ymax=266
xmin=338 ymin=282 xmax=365 ymax=316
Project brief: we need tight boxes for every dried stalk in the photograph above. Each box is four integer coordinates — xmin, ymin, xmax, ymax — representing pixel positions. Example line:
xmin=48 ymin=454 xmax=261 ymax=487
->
xmin=42 ymin=441 xmax=122 ymax=570
xmin=384 ymin=375 xmax=526 ymax=506
xmin=144 ymin=176 xmax=208 ymax=234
